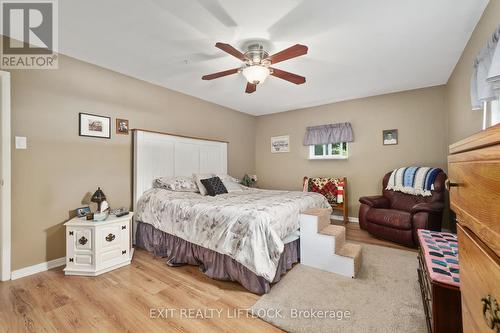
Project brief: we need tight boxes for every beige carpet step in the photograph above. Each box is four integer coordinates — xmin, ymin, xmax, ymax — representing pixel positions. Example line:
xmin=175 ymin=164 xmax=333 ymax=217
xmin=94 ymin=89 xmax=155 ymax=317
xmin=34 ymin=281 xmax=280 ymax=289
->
xmin=319 ymin=225 xmax=346 ymax=253
xmin=337 ymin=243 xmax=362 ymax=277
xmin=303 ymin=208 xmax=332 ymax=233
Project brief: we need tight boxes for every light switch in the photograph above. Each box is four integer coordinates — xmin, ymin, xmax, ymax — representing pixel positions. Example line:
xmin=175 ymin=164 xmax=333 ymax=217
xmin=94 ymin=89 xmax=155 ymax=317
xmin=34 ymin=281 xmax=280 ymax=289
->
xmin=15 ymin=136 xmax=27 ymax=149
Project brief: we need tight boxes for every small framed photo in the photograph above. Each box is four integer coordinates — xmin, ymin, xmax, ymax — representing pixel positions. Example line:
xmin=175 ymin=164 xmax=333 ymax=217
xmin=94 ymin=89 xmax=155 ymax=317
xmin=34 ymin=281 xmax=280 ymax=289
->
xmin=271 ymin=135 xmax=290 ymax=153
xmin=383 ymin=129 xmax=398 ymax=145
xmin=79 ymin=113 xmax=111 ymax=139
xmin=76 ymin=206 xmax=91 ymax=217
xmin=116 ymin=118 xmax=129 ymax=135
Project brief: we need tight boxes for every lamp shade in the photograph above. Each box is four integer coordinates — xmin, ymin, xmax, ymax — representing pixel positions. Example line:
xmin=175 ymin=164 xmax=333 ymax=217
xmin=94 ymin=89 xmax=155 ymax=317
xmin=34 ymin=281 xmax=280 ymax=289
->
xmin=242 ymin=65 xmax=270 ymax=84
xmin=91 ymin=187 xmax=106 ymax=203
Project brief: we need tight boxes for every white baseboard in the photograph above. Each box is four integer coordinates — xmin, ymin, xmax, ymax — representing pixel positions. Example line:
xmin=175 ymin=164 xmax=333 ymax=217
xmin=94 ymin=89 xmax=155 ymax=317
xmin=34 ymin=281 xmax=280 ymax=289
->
xmin=330 ymin=215 xmax=359 ymax=223
xmin=11 ymin=257 xmax=66 ymax=280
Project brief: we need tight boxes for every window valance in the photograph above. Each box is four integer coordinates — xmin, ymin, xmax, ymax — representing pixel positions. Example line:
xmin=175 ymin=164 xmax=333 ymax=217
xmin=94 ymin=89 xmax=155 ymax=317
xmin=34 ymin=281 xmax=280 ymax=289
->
xmin=303 ymin=122 xmax=354 ymax=146
xmin=471 ymin=25 xmax=500 ymax=110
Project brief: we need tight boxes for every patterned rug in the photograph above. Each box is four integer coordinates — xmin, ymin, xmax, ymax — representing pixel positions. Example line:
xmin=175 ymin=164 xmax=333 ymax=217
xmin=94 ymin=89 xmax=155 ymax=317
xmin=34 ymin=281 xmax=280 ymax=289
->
xmin=251 ymin=244 xmax=426 ymax=333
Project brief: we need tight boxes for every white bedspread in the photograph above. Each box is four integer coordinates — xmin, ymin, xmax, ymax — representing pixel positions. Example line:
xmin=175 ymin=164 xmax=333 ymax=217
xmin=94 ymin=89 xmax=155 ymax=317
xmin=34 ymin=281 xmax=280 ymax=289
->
xmin=136 ymin=188 xmax=330 ymax=281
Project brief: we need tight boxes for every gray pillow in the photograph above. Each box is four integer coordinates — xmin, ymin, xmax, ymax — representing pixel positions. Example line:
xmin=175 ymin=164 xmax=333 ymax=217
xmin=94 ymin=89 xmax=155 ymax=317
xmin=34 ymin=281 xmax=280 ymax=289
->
xmin=153 ymin=176 xmax=199 ymax=192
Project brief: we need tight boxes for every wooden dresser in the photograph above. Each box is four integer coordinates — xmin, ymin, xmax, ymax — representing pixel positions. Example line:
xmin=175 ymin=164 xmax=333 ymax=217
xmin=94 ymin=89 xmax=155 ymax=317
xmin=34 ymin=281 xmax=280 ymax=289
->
xmin=448 ymin=124 xmax=500 ymax=333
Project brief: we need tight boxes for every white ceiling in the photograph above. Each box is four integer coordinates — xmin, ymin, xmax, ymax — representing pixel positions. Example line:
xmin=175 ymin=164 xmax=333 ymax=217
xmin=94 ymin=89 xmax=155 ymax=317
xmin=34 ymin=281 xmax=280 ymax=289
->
xmin=57 ymin=0 xmax=488 ymax=115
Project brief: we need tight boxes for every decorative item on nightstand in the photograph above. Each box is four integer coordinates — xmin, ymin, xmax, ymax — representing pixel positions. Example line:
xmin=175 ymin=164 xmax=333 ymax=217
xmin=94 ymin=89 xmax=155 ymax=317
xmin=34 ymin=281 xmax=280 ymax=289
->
xmin=64 ymin=212 xmax=134 ymax=276
xmin=241 ymin=174 xmax=257 ymax=187
xmin=91 ymin=187 xmax=109 ymax=221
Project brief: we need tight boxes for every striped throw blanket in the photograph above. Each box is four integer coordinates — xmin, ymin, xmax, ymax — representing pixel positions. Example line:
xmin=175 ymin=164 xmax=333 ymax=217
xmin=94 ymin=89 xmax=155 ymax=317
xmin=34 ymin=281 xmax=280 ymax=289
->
xmin=386 ymin=167 xmax=442 ymax=197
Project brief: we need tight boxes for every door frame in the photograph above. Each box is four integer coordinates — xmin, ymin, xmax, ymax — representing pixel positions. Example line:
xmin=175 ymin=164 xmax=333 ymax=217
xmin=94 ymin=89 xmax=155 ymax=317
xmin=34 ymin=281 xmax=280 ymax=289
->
xmin=0 ymin=70 xmax=11 ymax=281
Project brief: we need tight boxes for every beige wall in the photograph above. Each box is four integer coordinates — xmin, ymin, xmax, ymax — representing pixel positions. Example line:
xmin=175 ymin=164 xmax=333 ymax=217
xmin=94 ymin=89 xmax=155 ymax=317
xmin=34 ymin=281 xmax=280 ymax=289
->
xmin=255 ymin=86 xmax=448 ymax=218
xmin=8 ymin=54 xmax=256 ymax=270
xmin=446 ymin=0 xmax=500 ymax=144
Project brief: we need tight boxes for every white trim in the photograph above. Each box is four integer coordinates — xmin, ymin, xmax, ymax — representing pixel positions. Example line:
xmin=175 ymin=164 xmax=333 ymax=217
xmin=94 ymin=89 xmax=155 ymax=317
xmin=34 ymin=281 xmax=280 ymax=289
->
xmin=0 ymin=71 xmax=11 ymax=281
xmin=330 ymin=215 xmax=359 ymax=223
xmin=11 ymin=257 xmax=66 ymax=280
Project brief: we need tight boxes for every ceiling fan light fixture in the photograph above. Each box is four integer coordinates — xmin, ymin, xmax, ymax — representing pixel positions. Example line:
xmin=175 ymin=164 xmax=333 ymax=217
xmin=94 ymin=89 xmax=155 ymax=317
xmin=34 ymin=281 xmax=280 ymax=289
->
xmin=242 ymin=65 xmax=270 ymax=84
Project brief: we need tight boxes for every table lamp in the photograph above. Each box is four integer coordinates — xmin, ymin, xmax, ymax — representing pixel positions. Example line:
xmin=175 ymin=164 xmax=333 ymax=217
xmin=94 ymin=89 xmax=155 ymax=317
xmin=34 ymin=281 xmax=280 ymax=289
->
xmin=91 ymin=187 xmax=106 ymax=213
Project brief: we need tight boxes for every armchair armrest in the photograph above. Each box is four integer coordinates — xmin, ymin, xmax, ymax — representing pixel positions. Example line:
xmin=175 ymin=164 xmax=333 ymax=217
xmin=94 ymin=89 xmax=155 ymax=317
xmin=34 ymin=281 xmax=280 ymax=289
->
xmin=359 ymin=196 xmax=390 ymax=208
xmin=411 ymin=202 xmax=444 ymax=214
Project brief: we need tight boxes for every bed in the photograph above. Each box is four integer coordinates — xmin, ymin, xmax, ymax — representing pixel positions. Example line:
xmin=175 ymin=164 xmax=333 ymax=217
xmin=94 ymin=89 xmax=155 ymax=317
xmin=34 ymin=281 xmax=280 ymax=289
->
xmin=133 ymin=130 xmax=330 ymax=294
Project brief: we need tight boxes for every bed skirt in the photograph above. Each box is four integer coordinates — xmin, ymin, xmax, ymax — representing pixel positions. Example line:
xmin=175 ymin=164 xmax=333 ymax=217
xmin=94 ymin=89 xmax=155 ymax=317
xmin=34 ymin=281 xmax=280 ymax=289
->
xmin=135 ymin=221 xmax=299 ymax=294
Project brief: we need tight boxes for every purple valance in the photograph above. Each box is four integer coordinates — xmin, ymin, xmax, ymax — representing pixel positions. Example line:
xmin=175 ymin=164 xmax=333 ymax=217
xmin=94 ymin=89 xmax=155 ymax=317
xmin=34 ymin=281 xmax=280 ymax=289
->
xmin=303 ymin=122 xmax=354 ymax=146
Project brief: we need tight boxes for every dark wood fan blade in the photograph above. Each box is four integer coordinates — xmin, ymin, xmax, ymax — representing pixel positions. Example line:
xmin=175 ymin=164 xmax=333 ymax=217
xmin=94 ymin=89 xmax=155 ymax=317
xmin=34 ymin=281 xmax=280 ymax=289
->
xmin=245 ymin=82 xmax=256 ymax=93
xmin=202 ymin=68 xmax=239 ymax=80
xmin=271 ymin=68 xmax=306 ymax=84
xmin=215 ymin=42 xmax=245 ymax=60
xmin=268 ymin=44 xmax=308 ymax=64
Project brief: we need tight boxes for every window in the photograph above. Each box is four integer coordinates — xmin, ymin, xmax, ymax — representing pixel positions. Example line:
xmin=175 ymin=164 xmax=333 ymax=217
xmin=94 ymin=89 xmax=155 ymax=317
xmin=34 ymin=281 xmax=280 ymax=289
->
xmin=309 ymin=142 xmax=348 ymax=160
xmin=484 ymin=94 xmax=500 ymax=129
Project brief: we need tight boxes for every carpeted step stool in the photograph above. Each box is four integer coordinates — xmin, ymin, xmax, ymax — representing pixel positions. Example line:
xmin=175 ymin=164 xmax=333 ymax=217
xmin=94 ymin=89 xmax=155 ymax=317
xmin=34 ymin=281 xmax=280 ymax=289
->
xmin=299 ymin=208 xmax=362 ymax=278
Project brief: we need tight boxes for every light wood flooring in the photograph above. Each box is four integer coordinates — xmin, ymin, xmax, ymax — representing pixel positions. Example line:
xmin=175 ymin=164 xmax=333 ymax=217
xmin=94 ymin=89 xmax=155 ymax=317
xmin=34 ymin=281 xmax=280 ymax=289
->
xmin=334 ymin=220 xmax=418 ymax=252
xmin=0 ymin=222 xmax=414 ymax=333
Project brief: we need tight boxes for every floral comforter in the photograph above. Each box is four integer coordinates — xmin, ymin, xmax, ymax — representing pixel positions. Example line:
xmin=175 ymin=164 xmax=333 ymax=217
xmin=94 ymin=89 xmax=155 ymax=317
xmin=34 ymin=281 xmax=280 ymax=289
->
xmin=136 ymin=188 xmax=330 ymax=281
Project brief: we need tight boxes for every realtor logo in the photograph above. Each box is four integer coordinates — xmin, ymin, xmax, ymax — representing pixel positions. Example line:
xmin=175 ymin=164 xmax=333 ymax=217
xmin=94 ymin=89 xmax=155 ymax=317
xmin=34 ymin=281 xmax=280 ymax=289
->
xmin=1 ymin=0 xmax=58 ymax=69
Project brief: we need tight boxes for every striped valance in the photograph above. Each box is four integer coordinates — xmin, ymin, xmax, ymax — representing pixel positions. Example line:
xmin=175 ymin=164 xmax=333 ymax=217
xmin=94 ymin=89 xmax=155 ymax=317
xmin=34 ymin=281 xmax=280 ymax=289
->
xmin=303 ymin=122 xmax=354 ymax=146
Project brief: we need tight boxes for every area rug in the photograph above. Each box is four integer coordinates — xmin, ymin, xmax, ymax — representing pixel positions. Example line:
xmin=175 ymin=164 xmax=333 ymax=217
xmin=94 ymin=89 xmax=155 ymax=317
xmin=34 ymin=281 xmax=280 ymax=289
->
xmin=250 ymin=244 xmax=426 ymax=333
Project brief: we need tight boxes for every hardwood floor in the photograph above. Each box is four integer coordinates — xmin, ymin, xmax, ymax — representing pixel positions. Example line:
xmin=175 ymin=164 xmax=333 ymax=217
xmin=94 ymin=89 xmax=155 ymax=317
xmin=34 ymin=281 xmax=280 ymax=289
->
xmin=0 ymin=222 xmax=415 ymax=333
xmin=0 ymin=249 xmax=282 ymax=333
xmin=335 ymin=221 xmax=418 ymax=252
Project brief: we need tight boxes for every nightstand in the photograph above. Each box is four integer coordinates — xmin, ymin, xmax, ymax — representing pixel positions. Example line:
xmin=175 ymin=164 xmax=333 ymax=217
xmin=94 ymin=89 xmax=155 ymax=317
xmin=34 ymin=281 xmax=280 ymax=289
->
xmin=64 ymin=212 xmax=134 ymax=276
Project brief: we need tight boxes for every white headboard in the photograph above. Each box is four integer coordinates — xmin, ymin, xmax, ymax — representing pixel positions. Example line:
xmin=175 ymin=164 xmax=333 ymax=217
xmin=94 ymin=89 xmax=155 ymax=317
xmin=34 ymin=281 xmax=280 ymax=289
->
xmin=132 ymin=130 xmax=227 ymax=242
xmin=133 ymin=130 xmax=228 ymax=208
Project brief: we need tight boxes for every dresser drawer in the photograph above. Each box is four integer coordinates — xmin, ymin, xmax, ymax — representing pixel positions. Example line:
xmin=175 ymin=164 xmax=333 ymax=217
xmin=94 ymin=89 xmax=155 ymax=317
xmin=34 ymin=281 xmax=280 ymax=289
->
xmin=74 ymin=229 xmax=92 ymax=250
xmin=457 ymin=224 xmax=500 ymax=333
xmin=97 ymin=224 xmax=122 ymax=250
xmin=448 ymin=144 xmax=500 ymax=257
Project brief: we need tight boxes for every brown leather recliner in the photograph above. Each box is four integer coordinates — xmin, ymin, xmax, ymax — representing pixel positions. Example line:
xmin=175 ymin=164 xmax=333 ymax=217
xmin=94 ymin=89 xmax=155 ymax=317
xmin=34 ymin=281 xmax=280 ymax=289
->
xmin=358 ymin=171 xmax=447 ymax=247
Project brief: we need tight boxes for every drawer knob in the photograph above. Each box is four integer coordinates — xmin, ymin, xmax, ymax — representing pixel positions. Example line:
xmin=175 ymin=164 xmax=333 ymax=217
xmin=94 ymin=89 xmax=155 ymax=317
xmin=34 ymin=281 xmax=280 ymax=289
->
xmin=445 ymin=179 xmax=459 ymax=191
xmin=78 ymin=236 xmax=88 ymax=246
xmin=481 ymin=295 xmax=500 ymax=331
xmin=105 ymin=233 xmax=115 ymax=242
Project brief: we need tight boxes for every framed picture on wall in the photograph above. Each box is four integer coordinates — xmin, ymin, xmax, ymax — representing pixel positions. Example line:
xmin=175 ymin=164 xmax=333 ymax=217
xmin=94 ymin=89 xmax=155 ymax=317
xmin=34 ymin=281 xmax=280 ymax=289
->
xmin=116 ymin=118 xmax=129 ymax=135
xmin=79 ymin=113 xmax=111 ymax=139
xmin=383 ymin=129 xmax=398 ymax=145
xmin=271 ymin=135 xmax=290 ymax=153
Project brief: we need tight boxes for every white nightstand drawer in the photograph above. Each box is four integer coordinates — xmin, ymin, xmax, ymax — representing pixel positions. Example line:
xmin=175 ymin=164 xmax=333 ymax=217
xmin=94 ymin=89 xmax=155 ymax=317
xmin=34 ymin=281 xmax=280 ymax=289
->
xmin=99 ymin=248 xmax=123 ymax=266
xmin=74 ymin=229 xmax=92 ymax=250
xmin=97 ymin=225 xmax=122 ymax=250
xmin=74 ymin=253 xmax=93 ymax=266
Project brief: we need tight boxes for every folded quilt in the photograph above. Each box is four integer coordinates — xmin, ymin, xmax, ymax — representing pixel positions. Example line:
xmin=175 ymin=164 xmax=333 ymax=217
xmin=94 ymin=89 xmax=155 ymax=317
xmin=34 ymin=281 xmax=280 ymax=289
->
xmin=386 ymin=167 xmax=442 ymax=197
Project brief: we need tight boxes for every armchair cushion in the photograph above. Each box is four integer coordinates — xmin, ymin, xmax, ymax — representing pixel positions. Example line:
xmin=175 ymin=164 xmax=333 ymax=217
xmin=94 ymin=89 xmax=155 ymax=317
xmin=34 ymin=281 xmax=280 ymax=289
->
xmin=359 ymin=195 xmax=390 ymax=208
xmin=366 ymin=209 xmax=412 ymax=230
xmin=411 ymin=202 xmax=444 ymax=214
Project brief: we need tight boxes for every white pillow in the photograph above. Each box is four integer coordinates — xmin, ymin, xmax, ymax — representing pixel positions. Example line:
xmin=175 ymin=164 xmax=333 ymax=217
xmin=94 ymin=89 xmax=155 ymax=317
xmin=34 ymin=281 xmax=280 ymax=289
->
xmin=216 ymin=174 xmax=243 ymax=192
xmin=153 ymin=176 xmax=199 ymax=192
xmin=193 ymin=173 xmax=214 ymax=196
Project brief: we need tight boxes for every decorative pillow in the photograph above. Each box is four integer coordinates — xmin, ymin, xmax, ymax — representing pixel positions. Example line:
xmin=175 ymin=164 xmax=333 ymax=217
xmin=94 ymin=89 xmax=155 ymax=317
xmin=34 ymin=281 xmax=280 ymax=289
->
xmin=200 ymin=177 xmax=228 ymax=196
xmin=193 ymin=173 xmax=214 ymax=196
xmin=153 ymin=176 xmax=199 ymax=192
xmin=216 ymin=173 xmax=243 ymax=192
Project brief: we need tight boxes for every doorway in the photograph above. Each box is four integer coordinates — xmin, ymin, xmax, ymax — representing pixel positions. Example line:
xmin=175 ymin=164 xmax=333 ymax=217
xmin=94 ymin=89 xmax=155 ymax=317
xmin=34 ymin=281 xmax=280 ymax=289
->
xmin=0 ymin=70 xmax=11 ymax=281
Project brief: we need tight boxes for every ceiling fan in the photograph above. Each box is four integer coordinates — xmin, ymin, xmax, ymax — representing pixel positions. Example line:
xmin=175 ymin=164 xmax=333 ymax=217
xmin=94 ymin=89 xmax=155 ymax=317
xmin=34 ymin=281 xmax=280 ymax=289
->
xmin=202 ymin=42 xmax=308 ymax=93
